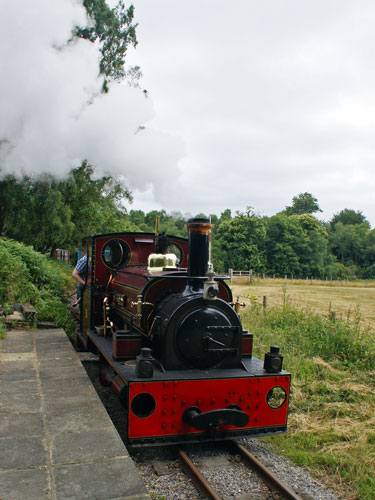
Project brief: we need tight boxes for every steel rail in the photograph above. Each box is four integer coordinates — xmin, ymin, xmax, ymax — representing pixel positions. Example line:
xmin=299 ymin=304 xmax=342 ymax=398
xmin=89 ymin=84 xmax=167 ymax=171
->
xmin=177 ymin=449 xmax=221 ymax=500
xmin=231 ymin=441 xmax=305 ymax=500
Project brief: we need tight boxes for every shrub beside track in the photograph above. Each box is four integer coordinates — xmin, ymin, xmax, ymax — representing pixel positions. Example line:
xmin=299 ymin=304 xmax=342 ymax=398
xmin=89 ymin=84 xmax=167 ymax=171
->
xmin=0 ymin=237 xmax=75 ymax=336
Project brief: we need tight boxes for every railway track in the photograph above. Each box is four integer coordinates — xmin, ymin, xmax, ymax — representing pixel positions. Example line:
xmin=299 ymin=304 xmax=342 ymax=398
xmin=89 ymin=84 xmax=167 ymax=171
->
xmin=80 ymin=357 xmax=338 ymax=500
xmin=177 ymin=440 xmax=305 ymax=500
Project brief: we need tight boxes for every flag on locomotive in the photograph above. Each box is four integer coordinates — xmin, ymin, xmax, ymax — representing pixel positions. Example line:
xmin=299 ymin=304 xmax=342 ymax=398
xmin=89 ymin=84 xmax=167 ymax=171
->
xmin=75 ymin=218 xmax=290 ymax=446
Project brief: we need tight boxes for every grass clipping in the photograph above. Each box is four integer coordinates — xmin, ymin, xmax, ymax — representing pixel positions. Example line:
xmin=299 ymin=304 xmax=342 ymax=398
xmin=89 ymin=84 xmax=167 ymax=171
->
xmin=240 ymin=295 xmax=375 ymax=500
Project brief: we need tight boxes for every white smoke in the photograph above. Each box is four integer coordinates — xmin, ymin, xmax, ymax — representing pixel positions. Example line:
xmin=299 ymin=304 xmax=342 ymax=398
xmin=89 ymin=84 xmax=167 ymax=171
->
xmin=0 ymin=0 xmax=183 ymax=196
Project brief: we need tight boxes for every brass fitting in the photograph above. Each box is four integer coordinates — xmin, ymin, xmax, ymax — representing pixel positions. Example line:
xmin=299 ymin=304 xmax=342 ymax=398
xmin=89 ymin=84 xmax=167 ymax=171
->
xmin=230 ymin=296 xmax=246 ymax=314
xmin=131 ymin=295 xmax=153 ymax=319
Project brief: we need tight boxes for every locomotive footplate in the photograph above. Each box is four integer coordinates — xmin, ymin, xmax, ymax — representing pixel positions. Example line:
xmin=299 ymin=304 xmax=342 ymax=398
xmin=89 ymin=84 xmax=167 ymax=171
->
xmin=87 ymin=330 xmax=291 ymax=446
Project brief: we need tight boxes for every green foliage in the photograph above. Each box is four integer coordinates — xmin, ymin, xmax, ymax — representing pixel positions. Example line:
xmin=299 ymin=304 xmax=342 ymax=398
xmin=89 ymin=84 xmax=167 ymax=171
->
xmin=330 ymin=208 xmax=370 ymax=228
xmin=329 ymin=221 xmax=370 ymax=269
xmin=0 ymin=238 xmax=75 ymax=334
xmin=215 ymin=208 xmax=266 ymax=272
xmin=284 ymin=192 xmax=322 ymax=215
xmin=0 ymin=175 xmax=74 ymax=253
xmin=0 ymin=320 xmax=6 ymax=339
xmin=76 ymin=0 xmax=139 ymax=86
xmin=291 ymin=214 xmax=329 ymax=276
xmin=128 ymin=209 xmax=188 ymax=238
xmin=2 ymin=179 xmax=375 ymax=281
xmin=0 ymin=163 xmax=133 ymax=254
xmin=265 ymin=214 xmax=308 ymax=276
xmin=62 ymin=161 xmax=133 ymax=246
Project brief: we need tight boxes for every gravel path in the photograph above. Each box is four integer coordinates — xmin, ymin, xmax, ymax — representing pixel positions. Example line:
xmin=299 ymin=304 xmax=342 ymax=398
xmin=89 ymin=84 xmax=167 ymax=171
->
xmin=80 ymin=355 xmax=342 ymax=500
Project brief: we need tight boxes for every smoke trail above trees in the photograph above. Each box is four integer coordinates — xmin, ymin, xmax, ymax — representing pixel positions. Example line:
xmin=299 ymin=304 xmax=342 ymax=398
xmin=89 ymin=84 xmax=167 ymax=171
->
xmin=0 ymin=0 xmax=184 ymax=200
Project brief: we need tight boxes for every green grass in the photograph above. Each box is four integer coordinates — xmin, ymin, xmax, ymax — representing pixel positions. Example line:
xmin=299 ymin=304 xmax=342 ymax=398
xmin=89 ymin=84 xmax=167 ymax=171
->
xmin=0 ymin=320 xmax=6 ymax=339
xmin=241 ymin=300 xmax=375 ymax=500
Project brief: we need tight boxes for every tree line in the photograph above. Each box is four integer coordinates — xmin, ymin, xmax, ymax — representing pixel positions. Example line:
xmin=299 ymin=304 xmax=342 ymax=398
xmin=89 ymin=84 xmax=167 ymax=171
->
xmin=0 ymin=175 xmax=374 ymax=279
xmin=212 ymin=202 xmax=375 ymax=279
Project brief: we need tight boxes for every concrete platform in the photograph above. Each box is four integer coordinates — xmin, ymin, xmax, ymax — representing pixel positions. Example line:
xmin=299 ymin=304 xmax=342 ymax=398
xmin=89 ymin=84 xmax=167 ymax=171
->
xmin=0 ymin=329 xmax=150 ymax=500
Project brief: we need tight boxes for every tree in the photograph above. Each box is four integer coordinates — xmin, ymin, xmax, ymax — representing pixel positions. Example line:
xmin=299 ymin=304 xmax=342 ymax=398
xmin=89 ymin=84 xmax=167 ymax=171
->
xmin=61 ymin=162 xmax=133 ymax=245
xmin=0 ymin=163 xmax=133 ymax=254
xmin=0 ymin=175 xmax=74 ymax=254
xmin=76 ymin=0 xmax=140 ymax=89
xmin=293 ymin=214 xmax=329 ymax=276
xmin=0 ymin=176 xmax=29 ymax=237
xmin=363 ymin=229 xmax=375 ymax=277
xmin=215 ymin=208 xmax=266 ymax=272
xmin=129 ymin=209 xmax=146 ymax=227
xmin=329 ymin=222 xmax=370 ymax=267
xmin=330 ymin=209 xmax=370 ymax=228
xmin=284 ymin=192 xmax=322 ymax=216
xmin=265 ymin=214 xmax=307 ymax=276
xmin=264 ymin=214 xmax=329 ymax=277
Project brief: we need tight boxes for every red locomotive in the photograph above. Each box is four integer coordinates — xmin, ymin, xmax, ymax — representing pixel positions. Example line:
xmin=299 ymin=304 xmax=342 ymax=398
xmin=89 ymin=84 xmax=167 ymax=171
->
xmin=77 ymin=218 xmax=290 ymax=446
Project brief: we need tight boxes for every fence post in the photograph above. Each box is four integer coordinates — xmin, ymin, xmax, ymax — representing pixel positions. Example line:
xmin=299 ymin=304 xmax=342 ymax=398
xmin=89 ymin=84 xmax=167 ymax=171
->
xmin=263 ymin=296 xmax=267 ymax=311
xmin=229 ymin=268 xmax=233 ymax=284
xmin=249 ymin=269 xmax=253 ymax=283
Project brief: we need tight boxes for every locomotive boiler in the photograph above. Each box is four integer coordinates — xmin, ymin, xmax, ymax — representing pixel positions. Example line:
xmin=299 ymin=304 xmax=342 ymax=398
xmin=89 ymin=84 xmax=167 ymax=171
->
xmin=76 ymin=218 xmax=290 ymax=446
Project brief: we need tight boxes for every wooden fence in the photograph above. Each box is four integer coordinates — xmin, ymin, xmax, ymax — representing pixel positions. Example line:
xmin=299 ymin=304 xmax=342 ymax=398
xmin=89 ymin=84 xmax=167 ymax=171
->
xmin=228 ymin=269 xmax=253 ymax=283
xmin=228 ymin=269 xmax=373 ymax=287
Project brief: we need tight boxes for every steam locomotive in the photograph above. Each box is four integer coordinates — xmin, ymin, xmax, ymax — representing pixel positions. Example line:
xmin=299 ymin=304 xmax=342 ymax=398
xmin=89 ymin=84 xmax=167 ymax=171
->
xmin=76 ymin=218 xmax=290 ymax=446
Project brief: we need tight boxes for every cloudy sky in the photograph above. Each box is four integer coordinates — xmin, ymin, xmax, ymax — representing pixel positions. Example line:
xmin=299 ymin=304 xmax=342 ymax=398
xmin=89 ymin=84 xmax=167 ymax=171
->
xmin=127 ymin=0 xmax=375 ymax=223
xmin=1 ymin=1 xmax=375 ymax=224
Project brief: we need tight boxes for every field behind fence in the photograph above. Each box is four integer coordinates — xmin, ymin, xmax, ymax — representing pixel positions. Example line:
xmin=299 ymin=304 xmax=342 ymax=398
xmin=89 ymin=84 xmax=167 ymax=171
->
xmin=229 ymin=269 xmax=375 ymax=287
xmin=230 ymin=276 xmax=375 ymax=330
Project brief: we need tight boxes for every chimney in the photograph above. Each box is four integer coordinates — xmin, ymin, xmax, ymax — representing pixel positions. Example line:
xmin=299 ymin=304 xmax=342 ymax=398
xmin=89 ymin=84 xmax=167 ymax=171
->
xmin=186 ymin=218 xmax=213 ymax=285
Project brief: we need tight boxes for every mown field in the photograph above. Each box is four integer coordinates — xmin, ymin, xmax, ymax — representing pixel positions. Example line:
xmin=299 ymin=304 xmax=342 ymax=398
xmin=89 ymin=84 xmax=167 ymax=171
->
xmin=232 ymin=277 xmax=375 ymax=329
xmin=231 ymin=278 xmax=375 ymax=500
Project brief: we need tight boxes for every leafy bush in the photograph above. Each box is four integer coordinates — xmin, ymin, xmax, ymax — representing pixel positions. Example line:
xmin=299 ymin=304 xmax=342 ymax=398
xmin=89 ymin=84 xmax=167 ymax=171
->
xmin=0 ymin=238 xmax=75 ymax=334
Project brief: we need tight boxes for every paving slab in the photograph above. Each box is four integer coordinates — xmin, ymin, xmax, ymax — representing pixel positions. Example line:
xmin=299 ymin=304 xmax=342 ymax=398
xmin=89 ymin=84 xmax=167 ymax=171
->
xmin=51 ymin=428 xmax=127 ymax=465
xmin=0 ymin=411 xmax=44 ymax=438
xmin=1 ymin=339 xmax=34 ymax=352
xmin=0 ymin=328 xmax=151 ymax=500
xmin=53 ymin=457 xmax=148 ymax=500
xmin=0 ymin=378 xmax=39 ymax=395
xmin=39 ymin=364 xmax=85 ymax=381
xmin=38 ymin=355 xmax=82 ymax=368
xmin=0 ymin=468 xmax=51 ymax=500
xmin=0 ymin=391 xmax=42 ymax=412
xmin=0 ymin=436 xmax=47 ymax=469
xmin=0 ymin=367 xmax=38 ymax=382
xmin=45 ymin=400 xmax=112 ymax=435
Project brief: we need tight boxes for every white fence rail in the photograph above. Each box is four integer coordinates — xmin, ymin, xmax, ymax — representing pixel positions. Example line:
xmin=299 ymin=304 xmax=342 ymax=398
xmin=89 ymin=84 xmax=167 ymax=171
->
xmin=228 ymin=269 xmax=253 ymax=283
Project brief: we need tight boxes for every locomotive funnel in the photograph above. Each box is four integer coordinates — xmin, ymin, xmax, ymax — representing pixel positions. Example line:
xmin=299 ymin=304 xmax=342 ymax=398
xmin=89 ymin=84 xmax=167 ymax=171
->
xmin=186 ymin=218 xmax=213 ymax=284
